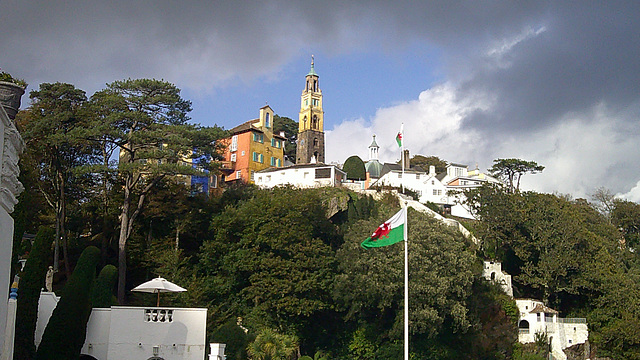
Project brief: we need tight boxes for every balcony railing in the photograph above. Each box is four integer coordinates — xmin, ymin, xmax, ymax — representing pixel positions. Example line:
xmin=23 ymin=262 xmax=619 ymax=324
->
xmin=558 ymin=318 xmax=587 ymax=324
xmin=144 ymin=309 xmax=174 ymax=323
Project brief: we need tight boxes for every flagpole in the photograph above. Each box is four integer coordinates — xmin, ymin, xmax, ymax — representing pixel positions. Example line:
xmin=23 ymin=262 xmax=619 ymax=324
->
xmin=400 ymin=123 xmax=405 ymax=194
xmin=403 ymin=201 xmax=409 ymax=360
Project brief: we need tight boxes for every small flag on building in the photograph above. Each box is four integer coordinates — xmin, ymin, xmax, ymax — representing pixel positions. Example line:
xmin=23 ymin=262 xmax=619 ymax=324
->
xmin=396 ymin=131 xmax=403 ymax=148
xmin=361 ymin=208 xmax=406 ymax=248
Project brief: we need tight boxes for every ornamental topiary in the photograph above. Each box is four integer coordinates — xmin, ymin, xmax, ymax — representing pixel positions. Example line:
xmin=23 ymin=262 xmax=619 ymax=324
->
xmin=36 ymin=246 xmax=100 ymax=360
xmin=91 ymin=264 xmax=118 ymax=308
xmin=14 ymin=227 xmax=54 ymax=360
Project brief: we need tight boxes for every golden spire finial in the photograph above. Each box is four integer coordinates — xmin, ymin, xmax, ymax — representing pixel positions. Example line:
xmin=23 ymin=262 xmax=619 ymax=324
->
xmin=311 ymin=55 xmax=314 ymax=66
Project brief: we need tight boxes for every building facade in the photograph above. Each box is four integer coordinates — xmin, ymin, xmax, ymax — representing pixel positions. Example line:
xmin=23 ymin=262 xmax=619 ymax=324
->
xmin=220 ymin=105 xmax=286 ymax=184
xmin=254 ymin=163 xmax=346 ymax=189
xmin=296 ymin=57 xmax=325 ymax=164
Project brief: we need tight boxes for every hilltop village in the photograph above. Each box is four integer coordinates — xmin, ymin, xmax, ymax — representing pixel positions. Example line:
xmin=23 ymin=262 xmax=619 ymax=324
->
xmin=2 ymin=62 xmax=638 ymax=360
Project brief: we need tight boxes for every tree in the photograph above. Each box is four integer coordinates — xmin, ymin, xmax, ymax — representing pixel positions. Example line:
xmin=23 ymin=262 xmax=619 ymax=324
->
xmin=36 ymin=246 xmax=101 ymax=360
xmin=343 ymin=155 xmax=366 ymax=180
xmin=17 ymin=82 xmax=97 ymax=276
xmin=200 ymin=187 xmax=341 ymax=352
xmin=87 ymin=78 xmax=226 ymax=303
xmin=14 ymin=227 xmax=54 ymax=360
xmin=409 ymin=155 xmax=447 ymax=174
xmin=273 ymin=115 xmax=297 ymax=163
xmin=488 ymin=158 xmax=544 ymax=193
xmin=247 ymin=328 xmax=298 ymax=360
xmin=611 ymin=199 xmax=640 ymax=249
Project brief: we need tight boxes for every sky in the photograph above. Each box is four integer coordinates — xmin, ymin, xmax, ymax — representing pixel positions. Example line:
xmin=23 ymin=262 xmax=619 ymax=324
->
xmin=2 ymin=1 xmax=640 ymax=201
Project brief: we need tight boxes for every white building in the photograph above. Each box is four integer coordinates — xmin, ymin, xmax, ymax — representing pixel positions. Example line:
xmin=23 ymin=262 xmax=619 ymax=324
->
xmin=482 ymin=261 xmax=589 ymax=360
xmin=516 ymin=299 xmax=588 ymax=360
xmin=482 ymin=261 xmax=513 ymax=297
xmin=0 ymin=93 xmax=24 ymax=359
xmin=254 ymin=163 xmax=346 ymax=189
xmin=36 ymin=292 xmax=210 ymax=360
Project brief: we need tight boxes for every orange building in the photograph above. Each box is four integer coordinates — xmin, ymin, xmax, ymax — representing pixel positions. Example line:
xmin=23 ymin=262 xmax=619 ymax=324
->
xmin=220 ymin=105 xmax=286 ymax=184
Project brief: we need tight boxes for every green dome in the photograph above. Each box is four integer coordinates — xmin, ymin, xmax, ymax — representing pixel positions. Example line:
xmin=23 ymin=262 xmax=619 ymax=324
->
xmin=365 ymin=159 xmax=383 ymax=178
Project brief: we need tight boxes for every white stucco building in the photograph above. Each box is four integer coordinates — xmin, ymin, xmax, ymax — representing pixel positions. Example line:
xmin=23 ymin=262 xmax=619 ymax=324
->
xmin=254 ymin=163 xmax=346 ymax=188
xmin=516 ymin=299 xmax=588 ymax=360
xmin=36 ymin=292 xmax=211 ymax=360
xmin=483 ymin=261 xmax=589 ymax=360
xmin=0 ymin=90 xmax=24 ymax=359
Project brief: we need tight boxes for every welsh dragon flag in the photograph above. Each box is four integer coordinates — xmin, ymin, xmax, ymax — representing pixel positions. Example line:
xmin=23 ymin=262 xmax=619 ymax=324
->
xmin=361 ymin=208 xmax=406 ymax=248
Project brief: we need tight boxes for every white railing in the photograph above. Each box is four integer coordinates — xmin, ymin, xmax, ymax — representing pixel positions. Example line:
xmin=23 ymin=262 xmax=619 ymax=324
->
xmin=558 ymin=318 xmax=587 ymax=324
xmin=144 ymin=309 xmax=174 ymax=323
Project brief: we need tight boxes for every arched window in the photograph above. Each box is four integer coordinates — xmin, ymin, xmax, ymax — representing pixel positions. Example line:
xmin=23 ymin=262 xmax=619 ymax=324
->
xmin=313 ymin=138 xmax=318 ymax=146
xmin=265 ymin=112 xmax=270 ymax=128
xmin=490 ymin=272 xmax=496 ymax=281
xmin=312 ymin=115 xmax=318 ymax=129
xmin=518 ymin=320 xmax=530 ymax=332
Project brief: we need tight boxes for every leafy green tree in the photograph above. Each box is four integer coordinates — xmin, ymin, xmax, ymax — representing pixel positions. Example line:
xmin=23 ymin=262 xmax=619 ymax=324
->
xmin=210 ymin=319 xmax=253 ymax=360
xmin=611 ymin=199 xmax=640 ymax=249
xmin=335 ymin=207 xmax=479 ymax=357
xmin=200 ymin=187 xmax=341 ymax=352
xmin=14 ymin=227 xmax=54 ymax=360
xmin=273 ymin=115 xmax=297 ymax=163
xmin=36 ymin=246 xmax=101 ymax=360
xmin=87 ymin=78 xmax=226 ymax=303
xmin=409 ymin=155 xmax=447 ymax=174
xmin=343 ymin=155 xmax=366 ymax=180
xmin=91 ymin=264 xmax=117 ymax=308
xmin=488 ymin=158 xmax=544 ymax=193
xmin=18 ymin=82 xmax=97 ymax=276
xmin=247 ymin=328 xmax=298 ymax=360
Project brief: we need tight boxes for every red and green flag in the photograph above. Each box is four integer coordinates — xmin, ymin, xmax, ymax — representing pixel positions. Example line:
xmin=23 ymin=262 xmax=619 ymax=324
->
xmin=361 ymin=208 xmax=406 ymax=248
xmin=395 ymin=131 xmax=403 ymax=147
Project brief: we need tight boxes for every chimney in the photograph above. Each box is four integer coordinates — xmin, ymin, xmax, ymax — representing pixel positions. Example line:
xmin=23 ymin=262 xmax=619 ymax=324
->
xmin=280 ymin=131 xmax=285 ymax=137
xmin=403 ymin=149 xmax=410 ymax=169
xmin=429 ymin=165 xmax=435 ymax=175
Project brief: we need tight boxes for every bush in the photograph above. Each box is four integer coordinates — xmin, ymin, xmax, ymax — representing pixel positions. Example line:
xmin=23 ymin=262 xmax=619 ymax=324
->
xmin=14 ymin=227 xmax=54 ymax=360
xmin=36 ymin=246 xmax=100 ymax=360
xmin=91 ymin=264 xmax=117 ymax=308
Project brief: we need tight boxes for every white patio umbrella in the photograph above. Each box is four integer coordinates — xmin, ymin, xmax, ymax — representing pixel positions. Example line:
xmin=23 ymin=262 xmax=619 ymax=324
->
xmin=131 ymin=277 xmax=187 ymax=306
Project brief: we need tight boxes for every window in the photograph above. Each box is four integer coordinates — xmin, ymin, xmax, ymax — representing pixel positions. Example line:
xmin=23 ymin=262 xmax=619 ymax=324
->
xmin=537 ymin=313 xmax=541 ymax=322
xmin=230 ymin=153 xmax=237 ymax=162
xmin=266 ymin=175 xmax=271 ymax=182
xmin=416 ymin=174 xmax=420 ymax=179
xmin=253 ymin=152 xmax=264 ymax=163
xmin=431 ymin=180 xmax=435 ymax=185
xmin=313 ymin=99 xmax=318 ymax=106
xmin=271 ymin=138 xmax=282 ymax=148
xmin=236 ymin=170 xmax=241 ymax=179
xmin=270 ymin=157 xmax=281 ymax=166
xmin=433 ymin=189 xmax=442 ymax=196
xmin=241 ymin=151 xmax=245 ymax=156
xmin=211 ymin=174 xmax=218 ymax=188
xmin=250 ymin=171 xmax=255 ymax=181
xmin=265 ymin=113 xmax=270 ymax=128
xmin=230 ymin=135 xmax=238 ymax=151
xmin=253 ymin=133 xmax=264 ymax=143
xmin=398 ymin=173 xmax=402 ymax=179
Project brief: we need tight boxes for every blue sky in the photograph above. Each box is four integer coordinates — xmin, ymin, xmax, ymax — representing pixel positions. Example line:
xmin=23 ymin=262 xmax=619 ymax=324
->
xmin=2 ymin=1 xmax=640 ymax=201
xmin=184 ymin=46 xmax=443 ymax=132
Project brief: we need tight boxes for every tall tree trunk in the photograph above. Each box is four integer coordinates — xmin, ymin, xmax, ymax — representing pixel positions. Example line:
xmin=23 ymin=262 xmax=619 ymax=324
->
xmin=117 ymin=184 xmax=131 ymax=304
xmin=101 ymin=148 xmax=110 ymax=266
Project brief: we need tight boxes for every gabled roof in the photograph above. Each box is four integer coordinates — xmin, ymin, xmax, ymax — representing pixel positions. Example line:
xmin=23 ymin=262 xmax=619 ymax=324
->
xmin=230 ymin=119 xmax=261 ymax=135
xmin=529 ymin=303 xmax=559 ymax=314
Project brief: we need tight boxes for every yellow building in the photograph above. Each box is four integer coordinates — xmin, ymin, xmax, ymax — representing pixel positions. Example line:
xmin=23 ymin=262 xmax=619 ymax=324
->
xmin=221 ymin=105 xmax=286 ymax=184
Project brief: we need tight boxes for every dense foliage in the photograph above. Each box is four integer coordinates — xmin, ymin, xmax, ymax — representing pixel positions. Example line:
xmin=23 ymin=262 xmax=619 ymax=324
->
xmin=342 ymin=155 xmax=366 ymax=180
xmin=14 ymin=227 xmax=54 ymax=360
xmin=464 ymin=184 xmax=640 ymax=359
xmin=36 ymin=246 xmax=101 ymax=360
xmin=11 ymin=75 xmax=640 ymax=360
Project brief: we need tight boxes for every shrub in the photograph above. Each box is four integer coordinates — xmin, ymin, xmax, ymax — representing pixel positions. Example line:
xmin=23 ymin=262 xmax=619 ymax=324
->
xmin=36 ymin=246 xmax=100 ymax=360
xmin=14 ymin=227 xmax=54 ymax=360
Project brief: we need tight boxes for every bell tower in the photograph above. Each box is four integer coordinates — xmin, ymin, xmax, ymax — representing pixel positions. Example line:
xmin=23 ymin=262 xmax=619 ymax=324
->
xmin=296 ymin=56 xmax=325 ymax=164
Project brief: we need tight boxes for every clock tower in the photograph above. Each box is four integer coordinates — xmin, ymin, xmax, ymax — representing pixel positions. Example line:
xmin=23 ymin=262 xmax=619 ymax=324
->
xmin=296 ymin=56 xmax=325 ymax=164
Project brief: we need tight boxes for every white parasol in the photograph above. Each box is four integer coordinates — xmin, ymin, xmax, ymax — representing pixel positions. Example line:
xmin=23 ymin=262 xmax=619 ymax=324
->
xmin=131 ymin=277 xmax=187 ymax=306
